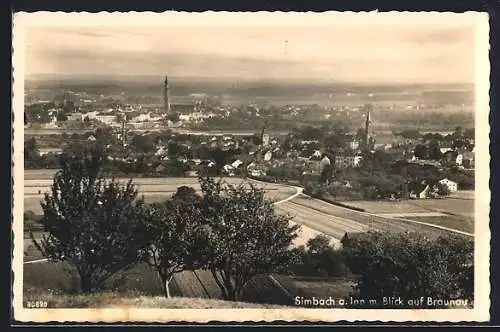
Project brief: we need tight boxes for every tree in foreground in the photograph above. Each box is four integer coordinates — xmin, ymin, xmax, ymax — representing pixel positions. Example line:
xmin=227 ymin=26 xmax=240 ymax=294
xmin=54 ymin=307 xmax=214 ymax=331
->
xmin=31 ymin=144 xmax=150 ymax=293
xmin=141 ymin=200 xmax=203 ymax=298
xmin=341 ymin=231 xmax=474 ymax=308
xmin=195 ymin=177 xmax=300 ymax=301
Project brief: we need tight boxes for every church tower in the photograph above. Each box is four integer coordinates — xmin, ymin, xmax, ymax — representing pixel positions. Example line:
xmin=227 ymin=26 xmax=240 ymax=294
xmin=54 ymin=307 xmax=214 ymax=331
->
xmin=364 ymin=105 xmax=373 ymax=150
xmin=163 ymin=74 xmax=171 ymax=113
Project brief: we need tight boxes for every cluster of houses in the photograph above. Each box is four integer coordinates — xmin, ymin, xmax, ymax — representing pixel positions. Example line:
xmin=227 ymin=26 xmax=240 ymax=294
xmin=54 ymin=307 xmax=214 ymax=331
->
xmin=409 ymin=178 xmax=459 ymax=199
xmin=33 ymin=117 xmax=472 ymax=199
xmin=41 ymin=108 xmax=122 ymax=128
xmin=406 ymin=144 xmax=475 ymax=169
xmin=37 ymin=134 xmax=98 ymax=156
xmin=440 ymin=147 xmax=475 ymax=169
xmin=40 ymin=103 xmax=232 ymax=130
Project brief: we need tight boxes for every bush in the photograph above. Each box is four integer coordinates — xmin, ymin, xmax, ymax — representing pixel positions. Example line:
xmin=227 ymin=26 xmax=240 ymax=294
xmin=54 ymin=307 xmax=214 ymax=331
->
xmin=289 ymin=235 xmax=348 ymax=278
xmin=341 ymin=231 xmax=474 ymax=308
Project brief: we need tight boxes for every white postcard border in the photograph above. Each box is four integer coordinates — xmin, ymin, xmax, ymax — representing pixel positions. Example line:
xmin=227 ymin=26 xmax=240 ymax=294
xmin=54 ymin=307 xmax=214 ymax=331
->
xmin=12 ymin=11 xmax=491 ymax=323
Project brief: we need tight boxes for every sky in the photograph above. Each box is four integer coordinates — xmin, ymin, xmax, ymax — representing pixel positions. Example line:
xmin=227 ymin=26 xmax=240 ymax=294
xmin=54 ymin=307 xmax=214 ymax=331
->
xmin=19 ymin=12 xmax=481 ymax=84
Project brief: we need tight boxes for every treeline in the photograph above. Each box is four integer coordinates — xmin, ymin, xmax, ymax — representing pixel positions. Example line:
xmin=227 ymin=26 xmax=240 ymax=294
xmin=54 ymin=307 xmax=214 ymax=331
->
xmin=395 ymin=127 xmax=474 ymax=140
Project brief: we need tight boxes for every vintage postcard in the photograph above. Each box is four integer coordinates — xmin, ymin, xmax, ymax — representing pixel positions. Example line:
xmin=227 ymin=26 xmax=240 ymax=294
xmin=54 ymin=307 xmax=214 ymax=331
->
xmin=12 ymin=11 xmax=490 ymax=323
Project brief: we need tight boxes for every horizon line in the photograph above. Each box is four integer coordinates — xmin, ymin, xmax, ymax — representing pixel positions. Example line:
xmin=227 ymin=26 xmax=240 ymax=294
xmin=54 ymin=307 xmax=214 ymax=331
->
xmin=25 ymin=73 xmax=474 ymax=86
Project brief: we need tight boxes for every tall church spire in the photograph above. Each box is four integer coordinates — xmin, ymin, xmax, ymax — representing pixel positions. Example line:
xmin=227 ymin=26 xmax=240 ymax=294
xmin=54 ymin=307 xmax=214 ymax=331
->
xmin=163 ymin=74 xmax=171 ymax=113
xmin=364 ymin=104 xmax=373 ymax=150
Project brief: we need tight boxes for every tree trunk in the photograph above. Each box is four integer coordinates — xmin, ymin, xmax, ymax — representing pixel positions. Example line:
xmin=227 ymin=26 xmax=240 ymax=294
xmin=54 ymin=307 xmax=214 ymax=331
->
xmin=159 ymin=273 xmax=173 ymax=299
xmin=231 ymin=288 xmax=239 ymax=301
xmin=79 ymin=271 xmax=92 ymax=294
xmin=222 ymin=273 xmax=236 ymax=301
xmin=211 ymin=269 xmax=228 ymax=300
xmin=234 ymin=287 xmax=244 ymax=302
xmin=159 ymin=274 xmax=168 ymax=298
xmin=165 ymin=275 xmax=173 ymax=298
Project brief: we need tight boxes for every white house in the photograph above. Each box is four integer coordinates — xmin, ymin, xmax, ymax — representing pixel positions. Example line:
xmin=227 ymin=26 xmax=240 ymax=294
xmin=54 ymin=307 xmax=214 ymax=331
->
xmin=231 ymin=159 xmax=243 ymax=168
xmin=95 ymin=115 xmax=117 ymax=125
xmin=87 ymin=135 xmax=96 ymax=141
xmin=264 ymin=150 xmax=273 ymax=161
xmin=84 ymin=111 xmax=99 ymax=120
xmin=178 ymin=112 xmax=209 ymax=123
xmin=409 ymin=184 xmax=431 ymax=199
xmin=262 ymin=134 xmax=270 ymax=147
xmin=301 ymin=140 xmax=320 ymax=145
xmin=67 ymin=112 xmax=83 ymax=121
xmin=131 ymin=113 xmax=151 ymax=122
xmin=440 ymin=147 xmax=453 ymax=154
xmin=47 ymin=108 xmax=59 ymax=116
xmin=439 ymin=178 xmax=458 ymax=192
xmin=349 ymin=140 xmax=360 ymax=150
xmin=223 ymin=164 xmax=235 ymax=175
xmin=455 ymin=154 xmax=463 ymax=165
xmin=136 ymin=113 xmax=162 ymax=122
xmin=335 ymin=155 xmax=362 ymax=169
xmin=39 ymin=147 xmax=63 ymax=156
xmin=250 ymin=169 xmax=266 ymax=177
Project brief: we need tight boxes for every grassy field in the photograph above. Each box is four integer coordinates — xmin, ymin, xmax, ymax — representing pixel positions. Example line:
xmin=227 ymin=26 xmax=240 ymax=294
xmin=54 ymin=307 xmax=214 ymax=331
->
xmin=289 ymin=195 xmax=450 ymax=240
xmin=23 ymin=289 xmax=288 ymax=308
xmin=24 ymin=260 xmax=165 ymax=296
xmin=23 ymin=259 xmax=297 ymax=307
xmin=23 ymin=237 xmax=352 ymax=308
xmin=24 ymin=169 xmax=59 ymax=180
xmin=23 ymin=237 xmax=45 ymax=261
xmin=273 ymin=274 xmax=354 ymax=305
xmin=335 ymin=197 xmax=474 ymax=234
xmin=339 ymin=197 xmax=474 ymax=219
xmin=406 ymin=198 xmax=474 ymax=219
xmin=23 ymin=172 xmax=297 ymax=214
xmin=23 ymin=235 xmax=296 ymax=307
xmin=408 ymin=215 xmax=474 ymax=234
xmin=242 ymin=274 xmax=294 ymax=305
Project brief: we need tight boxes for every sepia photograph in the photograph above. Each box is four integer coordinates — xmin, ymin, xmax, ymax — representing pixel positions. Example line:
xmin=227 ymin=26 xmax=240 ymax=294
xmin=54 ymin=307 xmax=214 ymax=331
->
xmin=12 ymin=11 xmax=490 ymax=323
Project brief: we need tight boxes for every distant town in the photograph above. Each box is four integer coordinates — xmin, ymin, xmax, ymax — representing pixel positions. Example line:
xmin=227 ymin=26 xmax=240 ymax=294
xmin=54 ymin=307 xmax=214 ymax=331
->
xmin=25 ymin=75 xmax=475 ymax=202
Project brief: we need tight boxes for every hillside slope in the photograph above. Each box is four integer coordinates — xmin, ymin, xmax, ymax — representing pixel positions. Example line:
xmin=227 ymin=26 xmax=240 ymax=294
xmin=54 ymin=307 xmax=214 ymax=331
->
xmin=23 ymin=291 xmax=290 ymax=309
